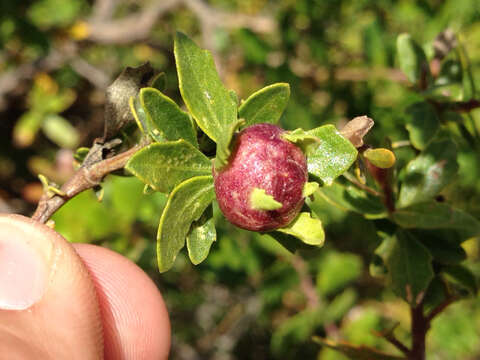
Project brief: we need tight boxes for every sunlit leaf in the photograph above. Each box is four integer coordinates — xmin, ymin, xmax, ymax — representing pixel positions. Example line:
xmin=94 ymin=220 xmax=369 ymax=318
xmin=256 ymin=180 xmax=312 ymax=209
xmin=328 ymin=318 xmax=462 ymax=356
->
xmin=186 ymin=205 xmax=216 ymax=265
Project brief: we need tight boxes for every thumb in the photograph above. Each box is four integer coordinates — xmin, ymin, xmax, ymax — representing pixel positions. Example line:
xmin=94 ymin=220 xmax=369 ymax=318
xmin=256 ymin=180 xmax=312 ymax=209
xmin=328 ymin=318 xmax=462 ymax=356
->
xmin=0 ymin=214 xmax=103 ymax=359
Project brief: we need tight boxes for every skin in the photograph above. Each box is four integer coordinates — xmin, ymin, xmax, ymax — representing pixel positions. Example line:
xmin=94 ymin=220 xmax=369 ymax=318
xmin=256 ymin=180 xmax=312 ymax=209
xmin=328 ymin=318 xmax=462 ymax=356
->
xmin=214 ymin=123 xmax=308 ymax=231
xmin=0 ymin=214 xmax=171 ymax=360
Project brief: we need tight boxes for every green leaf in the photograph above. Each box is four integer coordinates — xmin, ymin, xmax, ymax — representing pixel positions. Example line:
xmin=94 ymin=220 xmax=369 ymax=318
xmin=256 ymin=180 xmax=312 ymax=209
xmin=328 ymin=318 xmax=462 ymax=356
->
xmin=42 ymin=114 xmax=79 ymax=149
xmin=303 ymin=182 xmax=319 ymax=197
xmin=140 ymin=87 xmax=198 ymax=147
xmin=250 ymin=188 xmax=282 ymax=210
xmin=174 ymin=32 xmax=237 ymax=147
xmin=130 ymin=96 xmax=162 ymax=141
xmin=317 ymin=252 xmax=363 ymax=296
xmin=305 ymin=125 xmax=358 ymax=185
xmin=238 ymin=83 xmax=290 ymax=127
xmin=312 ymin=182 xmax=386 ymax=218
xmin=442 ymin=264 xmax=478 ymax=296
xmin=414 ymin=230 xmax=467 ymax=265
xmin=281 ymin=128 xmax=319 ymax=146
xmin=277 ymin=212 xmax=325 ymax=246
xmin=381 ymin=230 xmax=434 ymax=305
xmin=398 ymin=139 xmax=458 ymax=207
xmin=157 ymin=175 xmax=215 ymax=272
xmin=393 ymin=202 xmax=480 ymax=237
xmin=363 ymin=148 xmax=396 ymax=169
xmin=125 ymin=140 xmax=212 ymax=193
xmin=150 ymin=72 xmax=166 ymax=91
xmin=313 ymin=337 xmax=404 ymax=360
xmin=405 ymin=102 xmax=440 ymax=150
xmin=397 ymin=33 xmax=429 ymax=84
xmin=186 ymin=205 xmax=216 ymax=265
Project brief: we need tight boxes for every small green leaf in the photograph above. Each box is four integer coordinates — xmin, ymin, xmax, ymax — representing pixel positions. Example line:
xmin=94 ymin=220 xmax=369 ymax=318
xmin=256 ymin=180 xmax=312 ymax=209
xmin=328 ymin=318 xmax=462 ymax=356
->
xmin=157 ymin=175 xmax=215 ymax=272
xmin=174 ymin=32 xmax=237 ymax=145
xmin=443 ymin=264 xmax=478 ymax=296
xmin=313 ymin=337 xmax=404 ymax=360
xmin=414 ymin=230 xmax=467 ymax=265
xmin=74 ymin=147 xmax=90 ymax=164
xmin=250 ymin=188 xmax=282 ymax=210
xmin=405 ymin=102 xmax=440 ymax=150
xmin=42 ymin=114 xmax=80 ymax=149
xmin=214 ymin=118 xmax=244 ymax=170
xmin=281 ymin=128 xmax=319 ymax=147
xmin=393 ymin=201 xmax=480 ymax=237
xmin=363 ymin=148 xmax=396 ymax=169
xmin=186 ymin=205 xmax=216 ymax=265
xmin=125 ymin=140 xmax=212 ymax=193
xmin=397 ymin=33 xmax=429 ymax=84
xmin=302 ymin=182 xmax=319 ymax=197
xmin=238 ymin=83 xmax=290 ymax=127
xmin=381 ymin=230 xmax=434 ymax=305
xmin=140 ymin=87 xmax=198 ymax=147
xmin=150 ymin=72 xmax=166 ymax=91
xmin=277 ymin=212 xmax=325 ymax=246
xmin=305 ymin=125 xmax=358 ymax=185
xmin=398 ymin=139 xmax=458 ymax=207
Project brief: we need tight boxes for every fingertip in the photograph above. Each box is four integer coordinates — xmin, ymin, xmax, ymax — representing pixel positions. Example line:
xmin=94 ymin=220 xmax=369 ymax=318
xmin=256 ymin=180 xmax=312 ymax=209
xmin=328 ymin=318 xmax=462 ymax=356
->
xmin=74 ymin=244 xmax=171 ymax=360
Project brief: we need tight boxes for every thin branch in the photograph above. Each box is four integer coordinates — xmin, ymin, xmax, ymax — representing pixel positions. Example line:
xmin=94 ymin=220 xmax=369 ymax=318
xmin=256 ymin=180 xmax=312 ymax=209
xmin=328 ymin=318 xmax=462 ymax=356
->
xmin=31 ymin=143 xmax=144 ymax=224
xmin=343 ymin=172 xmax=382 ymax=197
xmin=372 ymin=326 xmax=410 ymax=356
xmin=287 ymin=254 xmax=320 ymax=309
xmin=425 ymin=296 xmax=457 ymax=324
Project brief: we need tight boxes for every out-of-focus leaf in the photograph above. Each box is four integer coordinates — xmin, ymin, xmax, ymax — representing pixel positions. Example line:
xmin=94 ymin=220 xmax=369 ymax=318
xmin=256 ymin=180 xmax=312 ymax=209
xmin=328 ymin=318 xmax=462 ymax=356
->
xmin=103 ymin=63 xmax=154 ymax=140
xmin=405 ymin=102 xmax=440 ymax=150
xmin=317 ymin=252 xmax=363 ymax=296
xmin=174 ymin=32 xmax=237 ymax=168
xmin=13 ymin=111 xmax=43 ymax=147
xmin=186 ymin=205 xmax=216 ymax=265
xmin=157 ymin=175 xmax=215 ymax=272
xmin=304 ymin=125 xmax=357 ymax=185
xmin=379 ymin=230 xmax=434 ymax=305
xmin=398 ymin=139 xmax=458 ymax=207
xmin=42 ymin=114 xmax=79 ymax=149
xmin=238 ymin=83 xmax=290 ymax=127
xmin=27 ymin=0 xmax=85 ymax=28
xmin=140 ymin=87 xmax=198 ymax=146
xmin=397 ymin=33 xmax=429 ymax=84
xmin=277 ymin=212 xmax=325 ymax=246
xmin=363 ymin=148 xmax=396 ymax=169
xmin=125 ymin=140 xmax=212 ymax=193
xmin=324 ymin=288 xmax=357 ymax=323
xmin=313 ymin=337 xmax=404 ymax=360
xmin=413 ymin=230 xmax=466 ymax=264
xmin=442 ymin=264 xmax=478 ymax=296
xmin=312 ymin=182 xmax=386 ymax=217
xmin=393 ymin=201 xmax=480 ymax=237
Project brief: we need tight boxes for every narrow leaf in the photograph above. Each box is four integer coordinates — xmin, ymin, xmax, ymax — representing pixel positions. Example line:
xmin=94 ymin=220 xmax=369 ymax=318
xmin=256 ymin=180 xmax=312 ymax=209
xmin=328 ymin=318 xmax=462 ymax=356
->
xmin=157 ymin=176 xmax=215 ymax=272
xmin=238 ymin=83 xmax=290 ymax=127
xmin=174 ymin=32 xmax=237 ymax=144
xmin=305 ymin=125 xmax=358 ymax=185
xmin=277 ymin=212 xmax=325 ymax=246
xmin=186 ymin=205 xmax=216 ymax=265
xmin=130 ymin=96 xmax=164 ymax=142
xmin=125 ymin=140 xmax=212 ymax=193
xmin=150 ymin=72 xmax=166 ymax=91
xmin=397 ymin=33 xmax=429 ymax=84
xmin=393 ymin=201 xmax=480 ymax=237
xmin=140 ymin=87 xmax=198 ymax=147
xmin=398 ymin=139 xmax=458 ymax=207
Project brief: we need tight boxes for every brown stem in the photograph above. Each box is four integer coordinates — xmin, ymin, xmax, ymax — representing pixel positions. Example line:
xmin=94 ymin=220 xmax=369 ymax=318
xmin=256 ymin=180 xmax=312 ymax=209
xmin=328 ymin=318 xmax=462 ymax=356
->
xmin=288 ymin=254 xmax=319 ymax=309
xmin=426 ymin=296 xmax=457 ymax=324
xmin=32 ymin=144 xmax=143 ymax=223
xmin=373 ymin=327 xmax=410 ymax=356
xmin=430 ymin=98 xmax=480 ymax=113
xmin=343 ymin=172 xmax=382 ymax=197
xmin=410 ymin=303 xmax=428 ymax=360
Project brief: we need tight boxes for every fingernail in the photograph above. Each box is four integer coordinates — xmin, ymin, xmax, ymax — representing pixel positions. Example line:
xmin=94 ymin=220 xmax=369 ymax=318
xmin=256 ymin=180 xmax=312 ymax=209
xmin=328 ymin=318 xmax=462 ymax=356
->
xmin=0 ymin=231 xmax=49 ymax=310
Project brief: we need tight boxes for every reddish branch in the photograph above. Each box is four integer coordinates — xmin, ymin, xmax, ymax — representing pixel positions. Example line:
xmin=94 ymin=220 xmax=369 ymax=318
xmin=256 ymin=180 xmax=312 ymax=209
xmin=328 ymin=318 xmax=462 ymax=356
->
xmin=31 ymin=144 xmax=143 ymax=224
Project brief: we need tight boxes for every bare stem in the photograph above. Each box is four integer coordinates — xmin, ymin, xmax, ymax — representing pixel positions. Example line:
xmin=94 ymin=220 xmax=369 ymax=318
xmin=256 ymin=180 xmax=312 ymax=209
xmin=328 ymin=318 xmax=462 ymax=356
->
xmin=288 ymin=254 xmax=319 ymax=309
xmin=31 ymin=144 xmax=143 ymax=224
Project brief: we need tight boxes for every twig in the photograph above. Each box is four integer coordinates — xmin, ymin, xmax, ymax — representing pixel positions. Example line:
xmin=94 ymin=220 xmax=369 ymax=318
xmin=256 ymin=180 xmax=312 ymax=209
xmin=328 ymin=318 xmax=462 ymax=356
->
xmin=31 ymin=143 xmax=144 ymax=223
xmin=343 ymin=172 xmax=381 ymax=197
xmin=425 ymin=296 xmax=457 ymax=324
xmin=287 ymin=254 xmax=319 ymax=309
xmin=372 ymin=326 xmax=410 ymax=356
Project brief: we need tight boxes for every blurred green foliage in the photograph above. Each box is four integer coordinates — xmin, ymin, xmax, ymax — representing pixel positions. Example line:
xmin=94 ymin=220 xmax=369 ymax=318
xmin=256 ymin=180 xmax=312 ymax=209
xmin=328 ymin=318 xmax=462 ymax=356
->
xmin=2 ymin=0 xmax=480 ymax=359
